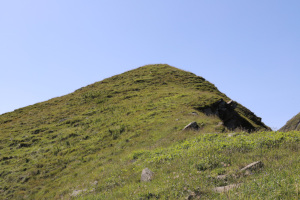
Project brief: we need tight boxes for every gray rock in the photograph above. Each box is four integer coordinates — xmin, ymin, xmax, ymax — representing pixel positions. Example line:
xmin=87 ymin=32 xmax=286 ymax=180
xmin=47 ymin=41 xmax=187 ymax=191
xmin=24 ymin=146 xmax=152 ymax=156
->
xmin=240 ymin=161 xmax=263 ymax=172
xmin=183 ymin=122 xmax=199 ymax=131
xmin=141 ymin=168 xmax=154 ymax=182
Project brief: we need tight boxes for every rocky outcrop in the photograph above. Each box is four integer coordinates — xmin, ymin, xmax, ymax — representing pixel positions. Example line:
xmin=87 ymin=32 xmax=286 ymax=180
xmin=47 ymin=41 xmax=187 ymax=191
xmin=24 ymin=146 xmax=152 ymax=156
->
xmin=198 ymin=99 xmax=263 ymax=132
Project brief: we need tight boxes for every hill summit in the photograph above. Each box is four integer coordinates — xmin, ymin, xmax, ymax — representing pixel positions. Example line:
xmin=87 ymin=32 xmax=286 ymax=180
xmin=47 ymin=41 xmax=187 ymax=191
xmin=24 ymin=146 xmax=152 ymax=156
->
xmin=0 ymin=64 xmax=270 ymax=199
xmin=279 ymin=112 xmax=300 ymax=132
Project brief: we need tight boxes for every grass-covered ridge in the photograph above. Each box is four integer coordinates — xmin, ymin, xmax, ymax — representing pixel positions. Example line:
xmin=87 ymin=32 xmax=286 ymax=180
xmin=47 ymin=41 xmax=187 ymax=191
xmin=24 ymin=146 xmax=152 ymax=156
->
xmin=279 ymin=112 xmax=300 ymax=132
xmin=0 ymin=64 xmax=273 ymax=199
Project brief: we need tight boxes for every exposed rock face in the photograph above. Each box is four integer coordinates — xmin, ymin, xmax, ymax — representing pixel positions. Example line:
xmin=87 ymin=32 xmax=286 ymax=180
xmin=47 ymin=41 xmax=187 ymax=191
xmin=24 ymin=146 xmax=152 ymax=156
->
xmin=198 ymin=99 xmax=264 ymax=132
xmin=141 ymin=168 xmax=154 ymax=182
xmin=279 ymin=112 xmax=300 ymax=132
xmin=183 ymin=121 xmax=200 ymax=131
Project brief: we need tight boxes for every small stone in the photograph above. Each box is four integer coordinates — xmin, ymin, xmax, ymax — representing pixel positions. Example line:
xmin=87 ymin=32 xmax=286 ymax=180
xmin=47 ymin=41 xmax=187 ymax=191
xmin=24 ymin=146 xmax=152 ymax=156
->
xmin=141 ymin=168 xmax=154 ymax=182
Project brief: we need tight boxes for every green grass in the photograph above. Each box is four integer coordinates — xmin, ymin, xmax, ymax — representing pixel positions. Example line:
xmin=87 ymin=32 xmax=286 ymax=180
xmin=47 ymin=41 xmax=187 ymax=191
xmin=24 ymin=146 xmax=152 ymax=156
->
xmin=79 ymin=131 xmax=300 ymax=200
xmin=0 ymin=64 xmax=278 ymax=199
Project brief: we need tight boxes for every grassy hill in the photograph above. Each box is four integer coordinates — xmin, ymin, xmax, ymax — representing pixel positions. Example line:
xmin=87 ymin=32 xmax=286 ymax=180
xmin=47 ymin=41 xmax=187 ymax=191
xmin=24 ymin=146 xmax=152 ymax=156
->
xmin=1 ymin=64 xmax=298 ymax=199
xmin=279 ymin=112 xmax=300 ymax=132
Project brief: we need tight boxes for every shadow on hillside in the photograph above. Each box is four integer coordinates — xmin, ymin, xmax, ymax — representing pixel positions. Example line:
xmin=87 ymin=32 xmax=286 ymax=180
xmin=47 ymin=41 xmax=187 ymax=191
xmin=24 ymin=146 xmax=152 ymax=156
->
xmin=196 ymin=99 xmax=258 ymax=132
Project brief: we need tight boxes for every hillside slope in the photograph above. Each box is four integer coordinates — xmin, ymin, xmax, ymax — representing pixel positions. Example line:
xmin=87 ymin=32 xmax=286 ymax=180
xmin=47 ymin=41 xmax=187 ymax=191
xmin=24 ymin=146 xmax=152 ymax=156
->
xmin=0 ymin=64 xmax=270 ymax=199
xmin=279 ymin=112 xmax=300 ymax=132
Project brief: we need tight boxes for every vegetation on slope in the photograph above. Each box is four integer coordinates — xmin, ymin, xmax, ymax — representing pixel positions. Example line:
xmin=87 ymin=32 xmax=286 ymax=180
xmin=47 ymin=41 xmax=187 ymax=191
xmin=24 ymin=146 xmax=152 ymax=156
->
xmin=81 ymin=131 xmax=300 ymax=199
xmin=279 ymin=112 xmax=300 ymax=132
xmin=0 ymin=64 xmax=271 ymax=199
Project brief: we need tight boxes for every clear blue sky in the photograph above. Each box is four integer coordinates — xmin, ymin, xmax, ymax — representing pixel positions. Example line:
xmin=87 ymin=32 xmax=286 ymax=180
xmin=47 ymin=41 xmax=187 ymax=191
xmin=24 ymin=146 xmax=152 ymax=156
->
xmin=1 ymin=1 xmax=300 ymax=130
